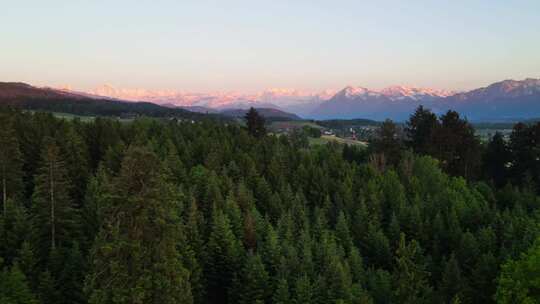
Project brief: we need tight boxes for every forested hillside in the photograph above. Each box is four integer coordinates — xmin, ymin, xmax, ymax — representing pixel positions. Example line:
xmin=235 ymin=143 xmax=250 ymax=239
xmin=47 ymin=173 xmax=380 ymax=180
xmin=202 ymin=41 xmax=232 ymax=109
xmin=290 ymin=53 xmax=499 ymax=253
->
xmin=0 ymin=82 xmax=218 ymax=120
xmin=0 ymin=106 xmax=539 ymax=304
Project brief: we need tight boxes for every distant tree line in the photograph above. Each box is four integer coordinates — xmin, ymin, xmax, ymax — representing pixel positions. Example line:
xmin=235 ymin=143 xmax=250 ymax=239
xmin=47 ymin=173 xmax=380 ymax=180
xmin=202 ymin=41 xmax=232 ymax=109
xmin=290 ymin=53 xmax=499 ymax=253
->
xmin=0 ymin=106 xmax=538 ymax=304
xmin=371 ymin=105 xmax=540 ymax=191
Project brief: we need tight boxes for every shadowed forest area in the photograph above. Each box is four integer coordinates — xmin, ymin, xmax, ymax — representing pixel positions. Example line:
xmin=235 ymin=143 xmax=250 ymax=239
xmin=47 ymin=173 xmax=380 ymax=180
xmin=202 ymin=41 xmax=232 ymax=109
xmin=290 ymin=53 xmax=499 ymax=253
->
xmin=0 ymin=106 xmax=539 ymax=304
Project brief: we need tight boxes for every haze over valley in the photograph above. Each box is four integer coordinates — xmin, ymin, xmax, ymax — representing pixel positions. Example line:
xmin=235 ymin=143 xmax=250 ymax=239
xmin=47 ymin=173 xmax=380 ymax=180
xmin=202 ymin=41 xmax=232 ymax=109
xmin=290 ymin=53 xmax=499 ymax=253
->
xmin=50 ymin=78 xmax=540 ymax=122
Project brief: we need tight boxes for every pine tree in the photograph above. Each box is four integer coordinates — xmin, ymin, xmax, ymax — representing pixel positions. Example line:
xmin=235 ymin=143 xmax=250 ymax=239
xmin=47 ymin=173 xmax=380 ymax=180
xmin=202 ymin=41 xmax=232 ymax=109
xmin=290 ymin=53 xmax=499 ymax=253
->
xmin=31 ymin=137 xmax=77 ymax=260
xmin=393 ymin=234 xmax=431 ymax=304
xmin=336 ymin=211 xmax=353 ymax=254
xmin=0 ymin=120 xmax=23 ymax=215
xmin=273 ymin=278 xmax=291 ymax=304
xmin=37 ymin=270 xmax=58 ymax=304
xmin=431 ymin=110 xmax=480 ymax=179
xmin=495 ymin=237 xmax=540 ymax=304
xmin=483 ymin=132 xmax=511 ymax=187
xmin=81 ymin=167 xmax=109 ymax=251
xmin=85 ymin=147 xmax=192 ymax=304
xmin=439 ymin=254 xmax=463 ymax=303
xmin=348 ymin=246 xmax=366 ymax=286
xmin=0 ymin=201 xmax=29 ymax=264
xmin=14 ymin=241 xmax=38 ymax=289
xmin=405 ymin=106 xmax=439 ymax=155
xmin=366 ymin=268 xmax=393 ymax=304
xmin=0 ymin=261 xmax=38 ymax=304
xmin=294 ymin=275 xmax=313 ymax=304
xmin=324 ymin=255 xmax=353 ymax=303
xmin=204 ymin=208 xmax=242 ymax=304
xmin=58 ymin=242 xmax=86 ymax=304
xmin=60 ymin=127 xmax=89 ymax=206
xmin=372 ymin=119 xmax=403 ymax=166
xmin=245 ymin=107 xmax=266 ymax=138
xmin=470 ymin=252 xmax=497 ymax=303
xmin=233 ymin=252 xmax=270 ymax=304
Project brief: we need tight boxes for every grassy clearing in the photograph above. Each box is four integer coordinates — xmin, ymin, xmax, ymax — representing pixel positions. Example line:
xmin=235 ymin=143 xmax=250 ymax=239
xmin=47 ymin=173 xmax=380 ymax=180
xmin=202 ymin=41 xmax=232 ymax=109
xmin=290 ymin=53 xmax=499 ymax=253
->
xmin=309 ymin=135 xmax=368 ymax=147
xmin=269 ymin=120 xmax=323 ymax=131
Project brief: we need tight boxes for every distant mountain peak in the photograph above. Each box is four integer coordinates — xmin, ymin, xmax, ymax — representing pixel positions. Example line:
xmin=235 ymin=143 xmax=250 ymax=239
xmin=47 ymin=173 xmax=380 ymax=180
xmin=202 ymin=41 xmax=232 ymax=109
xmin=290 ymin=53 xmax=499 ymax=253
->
xmin=311 ymin=78 xmax=540 ymax=121
xmin=380 ymin=86 xmax=454 ymax=99
xmin=343 ymin=86 xmax=371 ymax=97
xmin=334 ymin=85 xmax=452 ymax=102
xmin=486 ymin=78 xmax=540 ymax=94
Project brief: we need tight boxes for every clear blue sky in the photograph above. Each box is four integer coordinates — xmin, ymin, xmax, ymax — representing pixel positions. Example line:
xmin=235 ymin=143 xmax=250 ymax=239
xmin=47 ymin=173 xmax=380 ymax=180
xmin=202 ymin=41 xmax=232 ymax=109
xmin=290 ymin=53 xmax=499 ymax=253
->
xmin=2 ymin=0 xmax=539 ymax=92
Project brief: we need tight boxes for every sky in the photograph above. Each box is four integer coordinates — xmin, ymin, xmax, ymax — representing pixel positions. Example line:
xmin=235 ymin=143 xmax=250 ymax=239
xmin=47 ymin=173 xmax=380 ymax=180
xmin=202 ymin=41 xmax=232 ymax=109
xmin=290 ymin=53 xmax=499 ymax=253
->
xmin=2 ymin=0 xmax=539 ymax=93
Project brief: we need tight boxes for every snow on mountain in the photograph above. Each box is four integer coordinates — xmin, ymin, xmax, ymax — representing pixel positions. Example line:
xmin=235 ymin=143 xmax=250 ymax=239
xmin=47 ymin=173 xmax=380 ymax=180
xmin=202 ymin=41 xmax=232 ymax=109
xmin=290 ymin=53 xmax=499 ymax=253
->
xmin=80 ymin=85 xmax=335 ymax=114
xmin=333 ymin=85 xmax=453 ymax=101
xmin=58 ymin=78 xmax=540 ymax=121
xmin=451 ymin=78 xmax=540 ymax=101
xmin=380 ymin=86 xmax=454 ymax=100
xmin=312 ymin=79 xmax=540 ymax=121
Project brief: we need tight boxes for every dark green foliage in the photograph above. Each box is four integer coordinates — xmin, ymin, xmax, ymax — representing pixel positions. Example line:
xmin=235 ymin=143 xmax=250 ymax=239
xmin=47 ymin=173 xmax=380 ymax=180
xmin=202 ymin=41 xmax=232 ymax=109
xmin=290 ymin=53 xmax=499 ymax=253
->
xmin=393 ymin=234 xmax=431 ymax=304
xmin=405 ymin=106 xmax=482 ymax=180
xmin=84 ymin=147 xmax=192 ymax=304
xmin=406 ymin=105 xmax=439 ymax=155
xmin=204 ymin=208 xmax=242 ymax=304
xmin=0 ymin=261 xmax=38 ymax=304
xmin=231 ymin=252 xmax=270 ymax=304
xmin=495 ymin=237 xmax=540 ymax=304
xmin=37 ymin=270 xmax=58 ymax=304
xmin=508 ymin=122 xmax=540 ymax=191
xmin=482 ymin=132 xmax=511 ymax=188
xmin=0 ymin=107 xmax=538 ymax=304
xmin=0 ymin=115 xmax=23 ymax=215
xmin=371 ymin=119 xmax=403 ymax=167
xmin=31 ymin=137 xmax=78 ymax=259
xmin=245 ymin=107 xmax=267 ymax=138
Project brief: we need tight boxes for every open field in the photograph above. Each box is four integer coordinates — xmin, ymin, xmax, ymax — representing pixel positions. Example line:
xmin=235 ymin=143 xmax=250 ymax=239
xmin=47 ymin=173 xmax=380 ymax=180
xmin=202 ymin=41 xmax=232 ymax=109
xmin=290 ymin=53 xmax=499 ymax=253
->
xmin=268 ymin=120 xmax=323 ymax=131
xmin=309 ymin=135 xmax=368 ymax=147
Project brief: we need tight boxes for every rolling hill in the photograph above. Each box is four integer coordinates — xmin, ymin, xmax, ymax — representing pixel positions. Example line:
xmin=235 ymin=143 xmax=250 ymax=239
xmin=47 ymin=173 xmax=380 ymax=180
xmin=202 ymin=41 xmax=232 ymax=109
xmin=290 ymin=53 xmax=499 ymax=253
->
xmin=0 ymin=82 xmax=217 ymax=120
xmin=219 ymin=107 xmax=300 ymax=120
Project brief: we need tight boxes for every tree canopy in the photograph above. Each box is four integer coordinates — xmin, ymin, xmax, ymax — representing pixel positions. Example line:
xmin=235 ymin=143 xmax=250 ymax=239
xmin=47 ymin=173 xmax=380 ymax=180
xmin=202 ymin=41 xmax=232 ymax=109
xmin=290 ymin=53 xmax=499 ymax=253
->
xmin=0 ymin=106 xmax=538 ymax=304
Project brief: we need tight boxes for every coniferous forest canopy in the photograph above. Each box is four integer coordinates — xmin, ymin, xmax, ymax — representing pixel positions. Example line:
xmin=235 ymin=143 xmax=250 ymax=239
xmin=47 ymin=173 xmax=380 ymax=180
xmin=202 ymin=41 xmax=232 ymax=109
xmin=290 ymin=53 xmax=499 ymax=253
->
xmin=0 ymin=106 xmax=539 ymax=304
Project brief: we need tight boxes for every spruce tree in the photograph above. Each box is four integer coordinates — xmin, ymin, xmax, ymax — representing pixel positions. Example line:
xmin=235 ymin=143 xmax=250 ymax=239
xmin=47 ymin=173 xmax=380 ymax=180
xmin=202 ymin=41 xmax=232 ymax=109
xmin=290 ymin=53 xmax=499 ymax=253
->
xmin=245 ymin=107 xmax=266 ymax=138
xmin=393 ymin=234 xmax=431 ymax=304
xmin=204 ymin=208 xmax=242 ymax=304
xmin=0 ymin=261 xmax=38 ymax=304
xmin=405 ymin=106 xmax=438 ymax=155
xmin=233 ymin=252 xmax=270 ymax=304
xmin=0 ymin=120 xmax=23 ymax=215
xmin=85 ymin=147 xmax=192 ymax=304
xmin=37 ymin=270 xmax=58 ymax=304
xmin=483 ymin=132 xmax=511 ymax=187
xmin=273 ymin=278 xmax=291 ymax=304
xmin=31 ymin=137 xmax=77 ymax=260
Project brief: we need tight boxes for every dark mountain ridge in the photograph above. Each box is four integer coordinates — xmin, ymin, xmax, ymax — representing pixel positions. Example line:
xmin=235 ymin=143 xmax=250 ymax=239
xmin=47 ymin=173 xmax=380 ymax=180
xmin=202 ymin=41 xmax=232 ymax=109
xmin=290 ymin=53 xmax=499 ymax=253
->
xmin=0 ymin=82 xmax=218 ymax=120
xmin=219 ymin=107 xmax=300 ymax=120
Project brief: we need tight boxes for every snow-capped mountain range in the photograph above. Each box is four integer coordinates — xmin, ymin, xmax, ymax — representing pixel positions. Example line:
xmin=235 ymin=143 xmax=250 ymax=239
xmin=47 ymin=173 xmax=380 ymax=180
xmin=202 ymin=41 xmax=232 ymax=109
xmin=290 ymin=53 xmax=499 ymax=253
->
xmin=65 ymin=84 xmax=453 ymax=117
xmin=82 ymin=85 xmax=335 ymax=110
xmin=56 ymin=78 xmax=540 ymax=121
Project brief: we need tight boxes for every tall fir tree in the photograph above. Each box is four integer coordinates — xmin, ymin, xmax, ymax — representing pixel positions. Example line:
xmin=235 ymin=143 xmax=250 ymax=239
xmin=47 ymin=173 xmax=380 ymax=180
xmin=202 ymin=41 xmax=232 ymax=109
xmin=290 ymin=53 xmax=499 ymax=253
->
xmin=84 ymin=147 xmax=192 ymax=304
xmin=0 ymin=119 xmax=23 ymax=215
xmin=483 ymin=132 xmax=511 ymax=188
xmin=245 ymin=107 xmax=267 ymax=138
xmin=31 ymin=137 xmax=77 ymax=261
xmin=0 ymin=261 xmax=38 ymax=304
xmin=405 ymin=106 xmax=439 ymax=155
xmin=204 ymin=207 xmax=242 ymax=304
xmin=232 ymin=252 xmax=270 ymax=304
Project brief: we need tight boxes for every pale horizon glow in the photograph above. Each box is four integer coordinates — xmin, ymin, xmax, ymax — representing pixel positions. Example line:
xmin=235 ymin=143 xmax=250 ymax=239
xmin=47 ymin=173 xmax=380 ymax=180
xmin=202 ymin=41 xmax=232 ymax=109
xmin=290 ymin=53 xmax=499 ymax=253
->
xmin=2 ymin=0 xmax=540 ymax=93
